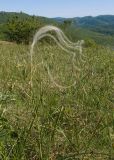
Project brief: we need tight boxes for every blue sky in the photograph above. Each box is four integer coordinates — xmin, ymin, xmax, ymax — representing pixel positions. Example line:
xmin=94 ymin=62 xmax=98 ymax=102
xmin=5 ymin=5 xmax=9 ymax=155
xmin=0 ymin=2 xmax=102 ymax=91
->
xmin=0 ymin=0 xmax=114 ymax=18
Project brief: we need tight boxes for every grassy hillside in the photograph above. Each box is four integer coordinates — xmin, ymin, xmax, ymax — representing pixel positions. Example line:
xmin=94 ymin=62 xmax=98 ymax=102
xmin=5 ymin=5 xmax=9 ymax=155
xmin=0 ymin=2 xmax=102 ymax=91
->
xmin=53 ymin=15 xmax=114 ymax=35
xmin=53 ymin=15 xmax=114 ymax=47
xmin=62 ymin=26 xmax=114 ymax=47
xmin=0 ymin=41 xmax=114 ymax=159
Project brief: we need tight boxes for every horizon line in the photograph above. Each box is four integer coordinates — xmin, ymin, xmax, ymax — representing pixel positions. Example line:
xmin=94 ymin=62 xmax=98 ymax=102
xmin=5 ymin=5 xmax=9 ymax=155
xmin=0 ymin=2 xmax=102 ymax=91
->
xmin=0 ymin=10 xmax=114 ymax=18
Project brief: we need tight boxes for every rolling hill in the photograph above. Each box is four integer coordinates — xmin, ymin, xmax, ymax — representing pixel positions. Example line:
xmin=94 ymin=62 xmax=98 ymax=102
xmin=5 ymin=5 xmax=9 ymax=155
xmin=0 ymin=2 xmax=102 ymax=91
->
xmin=0 ymin=11 xmax=114 ymax=47
xmin=53 ymin=15 xmax=114 ymax=35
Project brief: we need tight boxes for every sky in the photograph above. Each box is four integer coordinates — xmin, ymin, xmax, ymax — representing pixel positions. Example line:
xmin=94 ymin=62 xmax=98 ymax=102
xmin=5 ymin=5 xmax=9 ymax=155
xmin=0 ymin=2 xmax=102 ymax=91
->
xmin=0 ymin=0 xmax=114 ymax=18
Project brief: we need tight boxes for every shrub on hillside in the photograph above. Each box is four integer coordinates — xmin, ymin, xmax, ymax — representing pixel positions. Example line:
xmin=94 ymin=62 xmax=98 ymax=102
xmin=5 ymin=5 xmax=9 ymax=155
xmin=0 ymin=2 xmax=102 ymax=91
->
xmin=4 ymin=16 xmax=42 ymax=44
xmin=84 ymin=39 xmax=97 ymax=47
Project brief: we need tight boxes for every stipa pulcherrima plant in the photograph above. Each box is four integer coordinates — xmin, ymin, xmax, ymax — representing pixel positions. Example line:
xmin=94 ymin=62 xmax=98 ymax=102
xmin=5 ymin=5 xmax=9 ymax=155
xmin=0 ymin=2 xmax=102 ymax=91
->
xmin=30 ymin=25 xmax=84 ymax=89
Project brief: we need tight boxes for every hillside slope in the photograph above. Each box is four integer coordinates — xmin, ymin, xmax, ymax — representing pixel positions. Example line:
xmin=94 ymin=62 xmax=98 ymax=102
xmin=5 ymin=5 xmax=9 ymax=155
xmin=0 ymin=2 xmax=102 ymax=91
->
xmin=0 ymin=12 xmax=114 ymax=46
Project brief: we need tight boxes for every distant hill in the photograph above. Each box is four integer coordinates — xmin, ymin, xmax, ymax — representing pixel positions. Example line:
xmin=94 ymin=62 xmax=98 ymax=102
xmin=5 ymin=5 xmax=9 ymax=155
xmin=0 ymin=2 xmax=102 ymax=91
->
xmin=0 ymin=11 xmax=56 ymax=24
xmin=53 ymin=15 xmax=114 ymax=35
xmin=0 ymin=11 xmax=114 ymax=47
xmin=0 ymin=11 xmax=30 ymax=24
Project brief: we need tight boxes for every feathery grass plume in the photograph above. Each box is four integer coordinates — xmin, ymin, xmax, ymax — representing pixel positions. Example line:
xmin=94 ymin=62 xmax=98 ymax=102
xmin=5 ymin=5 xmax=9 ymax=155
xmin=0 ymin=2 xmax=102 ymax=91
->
xmin=30 ymin=25 xmax=84 ymax=89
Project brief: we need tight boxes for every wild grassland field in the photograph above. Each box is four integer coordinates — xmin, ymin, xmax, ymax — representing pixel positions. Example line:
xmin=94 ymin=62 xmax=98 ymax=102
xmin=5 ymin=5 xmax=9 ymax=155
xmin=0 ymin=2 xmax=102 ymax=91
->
xmin=0 ymin=42 xmax=114 ymax=159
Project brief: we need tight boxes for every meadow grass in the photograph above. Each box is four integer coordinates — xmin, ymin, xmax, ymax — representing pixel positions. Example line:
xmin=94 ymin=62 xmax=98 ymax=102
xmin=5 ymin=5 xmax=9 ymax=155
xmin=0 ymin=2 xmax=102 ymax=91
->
xmin=0 ymin=42 xmax=114 ymax=159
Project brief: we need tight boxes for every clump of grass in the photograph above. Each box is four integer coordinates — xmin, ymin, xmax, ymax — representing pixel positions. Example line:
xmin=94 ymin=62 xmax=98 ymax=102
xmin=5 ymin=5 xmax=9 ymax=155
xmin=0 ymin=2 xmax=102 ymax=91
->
xmin=0 ymin=37 xmax=114 ymax=159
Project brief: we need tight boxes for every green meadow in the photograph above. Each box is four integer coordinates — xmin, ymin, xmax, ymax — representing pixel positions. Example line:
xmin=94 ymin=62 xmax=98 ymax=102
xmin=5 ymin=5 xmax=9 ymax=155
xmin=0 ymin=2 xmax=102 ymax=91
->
xmin=0 ymin=41 xmax=114 ymax=159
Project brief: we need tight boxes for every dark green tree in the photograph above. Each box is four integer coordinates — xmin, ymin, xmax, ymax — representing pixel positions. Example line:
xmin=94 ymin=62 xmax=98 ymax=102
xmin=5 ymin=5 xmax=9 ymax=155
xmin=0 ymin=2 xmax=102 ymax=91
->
xmin=84 ymin=39 xmax=97 ymax=48
xmin=4 ymin=16 xmax=42 ymax=44
xmin=63 ymin=20 xmax=72 ymax=26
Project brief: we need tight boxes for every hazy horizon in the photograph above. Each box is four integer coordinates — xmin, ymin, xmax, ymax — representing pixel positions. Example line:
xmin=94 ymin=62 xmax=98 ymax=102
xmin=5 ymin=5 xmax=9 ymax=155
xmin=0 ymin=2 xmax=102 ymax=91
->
xmin=0 ymin=10 xmax=114 ymax=19
xmin=0 ymin=0 xmax=114 ymax=18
